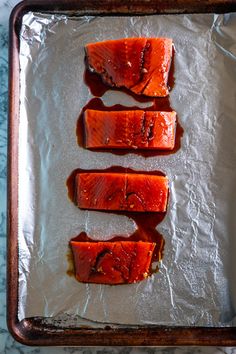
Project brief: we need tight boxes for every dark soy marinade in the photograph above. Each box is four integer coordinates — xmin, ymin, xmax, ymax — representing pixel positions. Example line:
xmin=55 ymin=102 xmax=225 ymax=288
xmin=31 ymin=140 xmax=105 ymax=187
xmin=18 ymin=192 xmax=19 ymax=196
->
xmin=167 ymin=46 xmax=175 ymax=92
xmin=66 ymin=167 xmax=166 ymax=271
xmin=66 ymin=250 xmax=75 ymax=277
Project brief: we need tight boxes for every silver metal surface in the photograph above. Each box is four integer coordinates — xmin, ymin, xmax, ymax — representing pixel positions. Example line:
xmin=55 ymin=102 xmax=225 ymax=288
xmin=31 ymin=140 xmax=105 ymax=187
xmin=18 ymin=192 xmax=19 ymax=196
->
xmin=18 ymin=12 xmax=236 ymax=326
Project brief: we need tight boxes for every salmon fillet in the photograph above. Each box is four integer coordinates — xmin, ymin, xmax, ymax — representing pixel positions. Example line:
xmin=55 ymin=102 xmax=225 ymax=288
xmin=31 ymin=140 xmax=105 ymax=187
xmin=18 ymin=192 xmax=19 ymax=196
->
xmin=76 ymin=173 xmax=168 ymax=212
xmin=70 ymin=240 xmax=155 ymax=284
xmin=85 ymin=37 xmax=173 ymax=97
xmin=84 ymin=109 xmax=176 ymax=150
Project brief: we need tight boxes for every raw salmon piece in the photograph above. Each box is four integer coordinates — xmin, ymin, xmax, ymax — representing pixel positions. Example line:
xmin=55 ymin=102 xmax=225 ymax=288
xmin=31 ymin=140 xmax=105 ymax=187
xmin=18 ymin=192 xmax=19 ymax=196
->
xmin=84 ymin=109 xmax=176 ymax=150
xmin=85 ymin=37 xmax=173 ymax=97
xmin=70 ymin=240 xmax=155 ymax=284
xmin=76 ymin=173 xmax=125 ymax=211
xmin=125 ymin=174 xmax=168 ymax=212
xmin=76 ymin=173 xmax=168 ymax=212
xmin=132 ymin=38 xmax=173 ymax=97
xmin=86 ymin=38 xmax=147 ymax=89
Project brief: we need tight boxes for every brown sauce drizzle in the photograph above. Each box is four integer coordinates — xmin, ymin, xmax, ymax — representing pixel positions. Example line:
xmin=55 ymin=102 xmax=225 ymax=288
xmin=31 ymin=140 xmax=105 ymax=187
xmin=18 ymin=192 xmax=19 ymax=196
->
xmin=66 ymin=248 xmax=75 ymax=277
xmin=168 ymin=46 xmax=175 ymax=92
xmin=67 ymin=167 xmax=166 ymax=269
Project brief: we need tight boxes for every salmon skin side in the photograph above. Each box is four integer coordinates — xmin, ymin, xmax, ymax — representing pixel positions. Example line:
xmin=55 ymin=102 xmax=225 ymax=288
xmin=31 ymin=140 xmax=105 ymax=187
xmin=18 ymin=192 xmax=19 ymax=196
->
xmin=85 ymin=37 xmax=173 ymax=97
xmin=70 ymin=240 xmax=155 ymax=284
xmin=76 ymin=172 xmax=168 ymax=212
xmin=84 ymin=109 xmax=176 ymax=150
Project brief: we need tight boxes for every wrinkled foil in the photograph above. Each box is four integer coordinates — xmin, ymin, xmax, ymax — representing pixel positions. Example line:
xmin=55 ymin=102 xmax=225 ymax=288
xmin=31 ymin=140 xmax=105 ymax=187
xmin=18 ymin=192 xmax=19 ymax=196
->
xmin=18 ymin=12 xmax=236 ymax=326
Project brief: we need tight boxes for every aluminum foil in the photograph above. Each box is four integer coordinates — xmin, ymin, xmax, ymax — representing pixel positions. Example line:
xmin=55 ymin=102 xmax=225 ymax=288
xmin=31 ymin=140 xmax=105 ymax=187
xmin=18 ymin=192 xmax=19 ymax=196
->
xmin=18 ymin=12 xmax=236 ymax=326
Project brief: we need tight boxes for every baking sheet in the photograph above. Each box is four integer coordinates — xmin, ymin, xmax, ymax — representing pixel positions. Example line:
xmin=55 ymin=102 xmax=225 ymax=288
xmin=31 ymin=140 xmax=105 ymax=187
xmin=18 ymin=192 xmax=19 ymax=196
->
xmin=18 ymin=12 xmax=236 ymax=326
